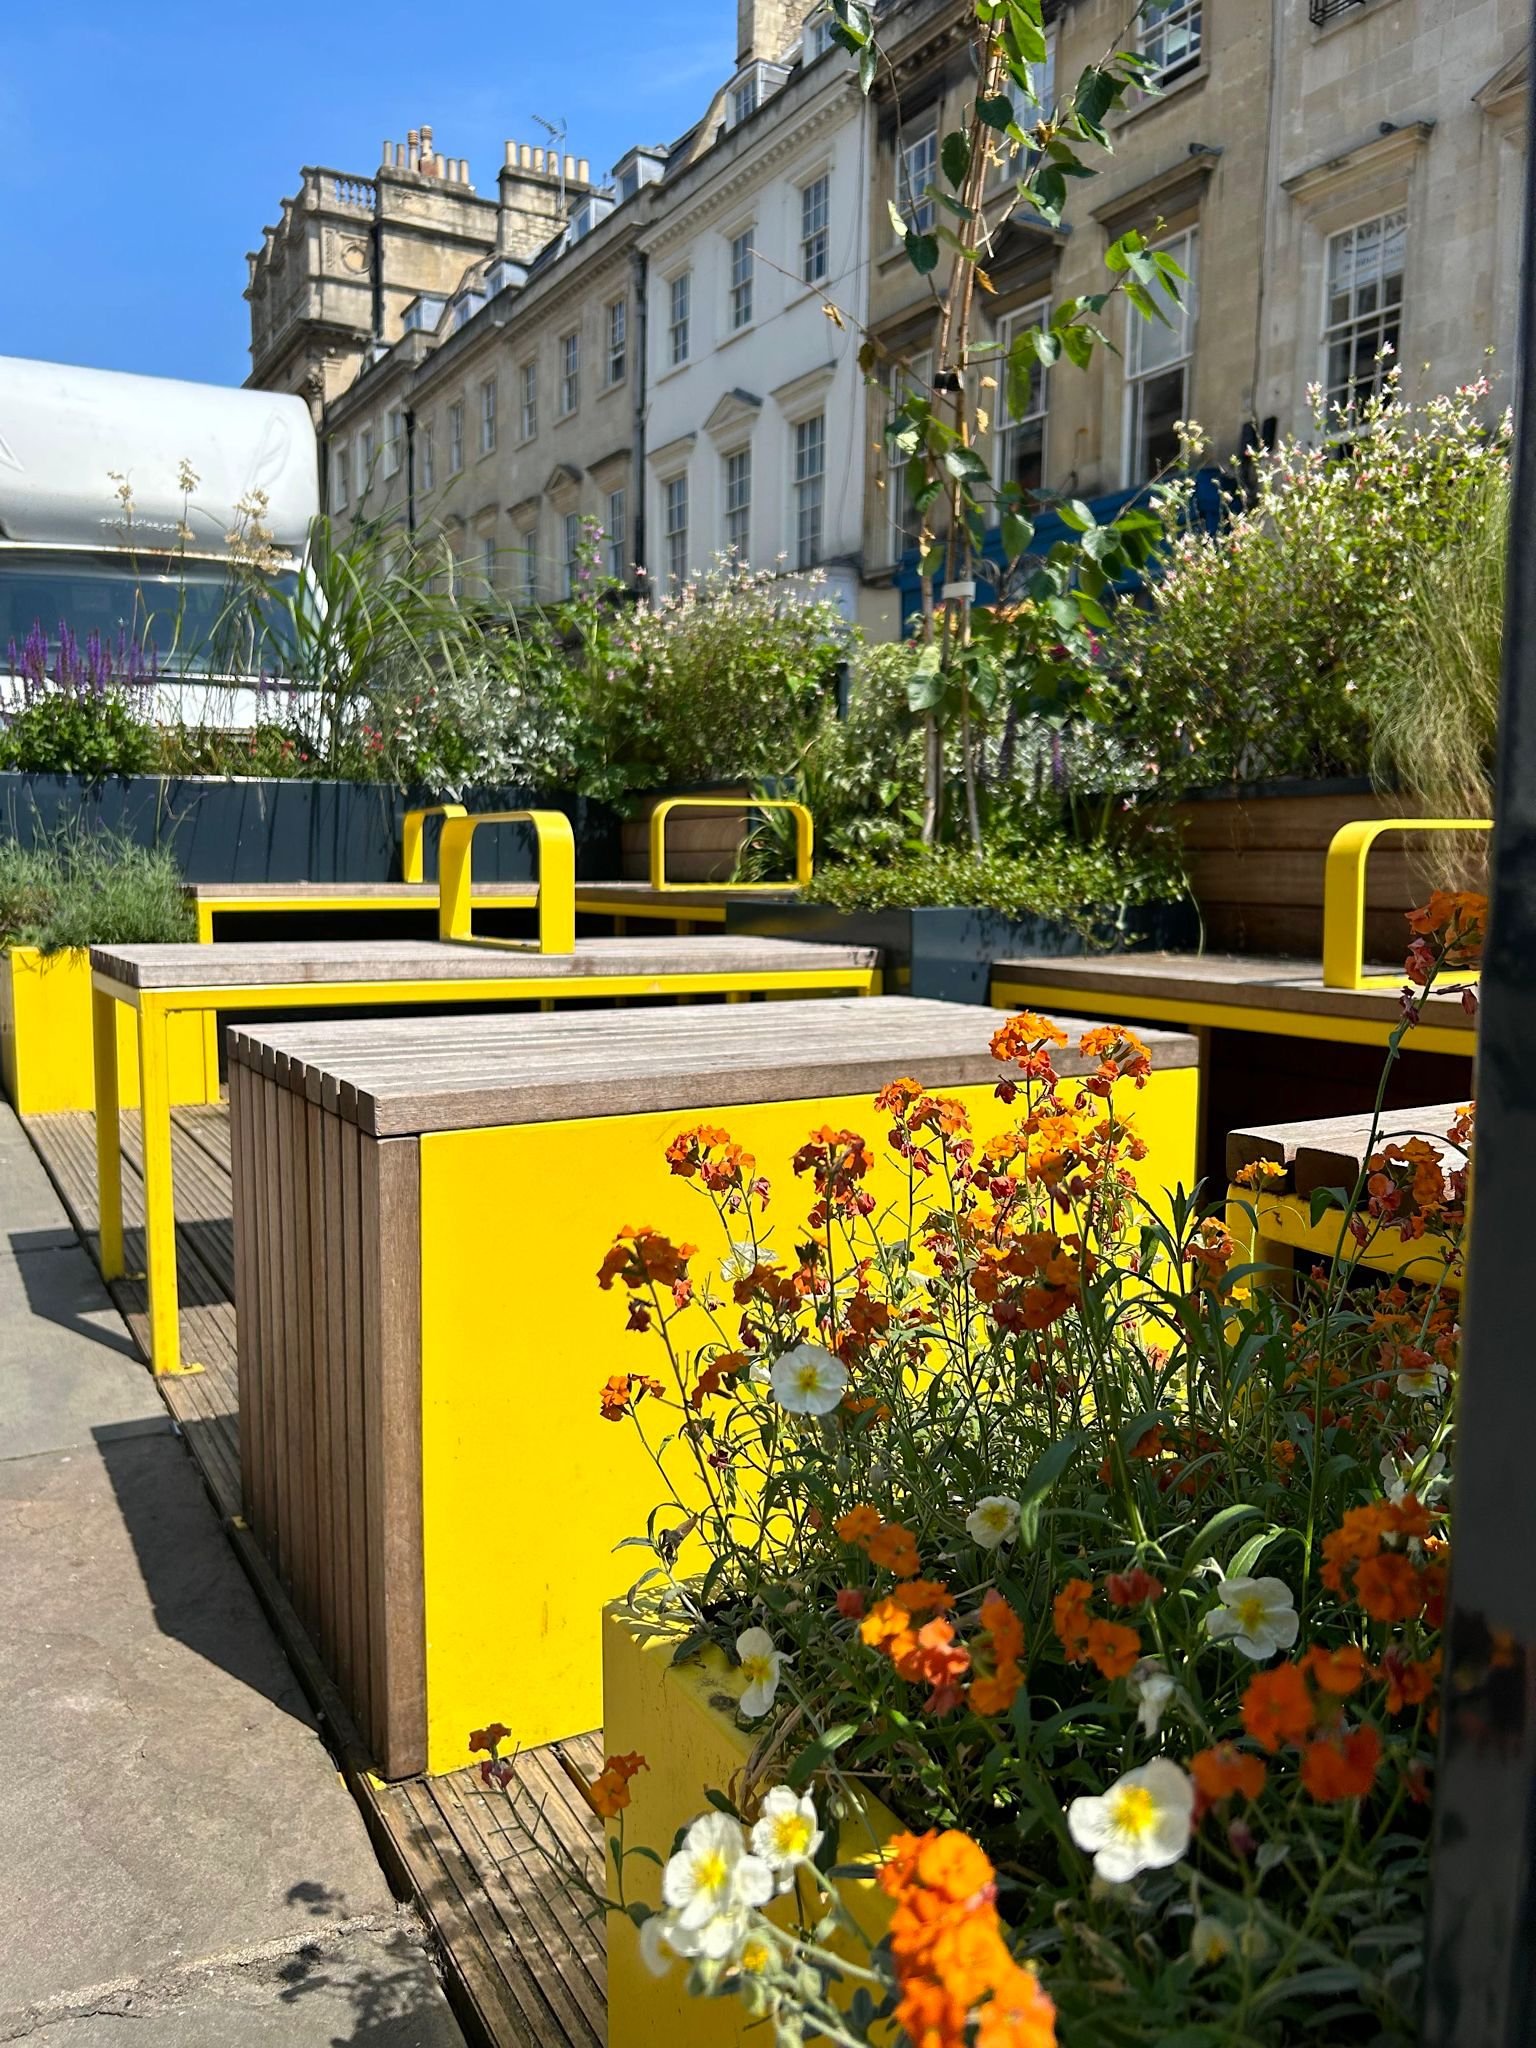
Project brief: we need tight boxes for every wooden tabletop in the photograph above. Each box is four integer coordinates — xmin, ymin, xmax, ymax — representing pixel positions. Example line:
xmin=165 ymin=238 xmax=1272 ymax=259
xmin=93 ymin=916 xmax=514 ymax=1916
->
xmin=1227 ymin=1102 xmax=1470 ymax=1194
xmin=992 ymin=950 xmax=1476 ymax=1032
xmin=90 ymin=934 xmax=879 ymax=992
xmin=187 ymin=881 xmax=538 ymax=903
xmin=227 ymin=996 xmax=1200 ymax=1136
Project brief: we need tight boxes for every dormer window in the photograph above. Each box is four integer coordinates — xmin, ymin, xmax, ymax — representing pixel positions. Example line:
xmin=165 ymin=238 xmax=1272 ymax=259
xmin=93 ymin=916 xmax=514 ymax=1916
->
xmin=569 ymin=194 xmax=614 ymax=243
xmin=451 ymin=290 xmax=486 ymax=331
xmin=727 ymin=62 xmax=789 ymax=129
xmin=802 ymin=6 xmax=835 ymax=60
xmin=402 ymin=295 xmax=447 ymax=334
xmin=483 ymin=259 xmax=525 ymax=299
xmin=614 ymin=147 xmax=667 ymax=201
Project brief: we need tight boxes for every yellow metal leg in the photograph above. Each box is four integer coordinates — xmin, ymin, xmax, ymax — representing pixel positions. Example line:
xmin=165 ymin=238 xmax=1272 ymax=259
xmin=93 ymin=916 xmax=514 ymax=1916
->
xmin=93 ymin=988 xmax=125 ymax=1281
xmin=138 ymin=1000 xmax=199 ymax=1376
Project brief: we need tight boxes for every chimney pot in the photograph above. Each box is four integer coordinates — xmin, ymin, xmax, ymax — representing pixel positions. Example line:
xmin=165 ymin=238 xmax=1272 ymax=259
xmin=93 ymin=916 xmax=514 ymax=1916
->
xmin=408 ymin=128 xmax=419 ymax=151
xmin=421 ymin=124 xmax=433 ymax=149
xmin=534 ymin=146 xmax=545 ymax=172
xmin=460 ymin=158 xmax=470 ymax=180
xmin=521 ymin=143 xmax=532 ymax=168
xmin=505 ymin=140 xmax=515 ymax=164
xmin=577 ymin=157 xmax=590 ymax=182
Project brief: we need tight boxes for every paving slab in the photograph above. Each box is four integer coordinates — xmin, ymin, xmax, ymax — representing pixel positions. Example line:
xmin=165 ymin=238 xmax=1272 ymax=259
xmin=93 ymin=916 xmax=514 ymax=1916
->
xmin=0 ymin=1104 xmax=463 ymax=2046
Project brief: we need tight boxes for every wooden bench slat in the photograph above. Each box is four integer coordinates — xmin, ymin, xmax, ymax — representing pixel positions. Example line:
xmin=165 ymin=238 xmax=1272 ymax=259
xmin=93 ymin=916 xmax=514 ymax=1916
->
xmin=1226 ymin=1102 xmax=1469 ymax=1192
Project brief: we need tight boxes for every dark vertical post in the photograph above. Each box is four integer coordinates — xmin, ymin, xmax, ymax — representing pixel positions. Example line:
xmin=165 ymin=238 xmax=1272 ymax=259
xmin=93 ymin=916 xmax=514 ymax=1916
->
xmin=1422 ymin=14 xmax=1536 ymax=2040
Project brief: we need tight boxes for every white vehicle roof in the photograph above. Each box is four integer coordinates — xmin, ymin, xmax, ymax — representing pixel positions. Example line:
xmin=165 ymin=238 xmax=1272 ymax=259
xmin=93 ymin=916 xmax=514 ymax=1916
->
xmin=0 ymin=354 xmax=317 ymax=560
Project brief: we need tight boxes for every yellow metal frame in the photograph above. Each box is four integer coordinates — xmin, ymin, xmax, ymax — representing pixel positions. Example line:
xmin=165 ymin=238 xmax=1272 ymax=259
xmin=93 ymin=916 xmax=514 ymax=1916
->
xmin=400 ymin=802 xmax=467 ymax=884
xmin=1321 ymin=816 xmax=1492 ymax=990
xmin=437 ymin=809 xmax=576 ymax=952
xmin=1226 ymin=1184 xmax=1462 ymax=1293
xmin=648 ymin=795 xmax=813 ymax=892
xmin=989 ymin=976 xmax=1475 ymax=1059
xmin=90 ymin=956 xmax=879 ymax=1377
xmin=190 ymin=883 xmax=541 ymax=945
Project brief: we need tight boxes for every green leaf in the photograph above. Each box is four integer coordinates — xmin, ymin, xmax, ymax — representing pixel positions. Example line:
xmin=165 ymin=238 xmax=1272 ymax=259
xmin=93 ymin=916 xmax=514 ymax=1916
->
xmin=704 ymin=1786 xmax=742 ymax=1818
xmin=1226 ymin=1524 xmax=1285 ymax=1578
xmin=1015 ymin=1433 xmax=1080 ymax=1548
xmin=887 ymin=198 xmax=909 ymax=240
xmin=786 ymin=1722 xmax=859 ymax=1789
xmin=1000 ymin=510 xmax=1034 ymax=560
xmin=976 ymin=93 xmax=1016 ymax=130
xmin=858 ymin=43 xmax=876 ymax=93
xmin=905 ymin=231 xmax=941 ymax=275
xmin=1074 ymin=64 xmax=1116 ymax=128
xmin=942 ymin=446 xmax=990 ymax=484
xmin=1309 ymin=1184 xmax=1350 ymax=1224
xmin=1183 ymin=1502 xmax=1259 ymax=1567
xmin=941 ymin=130 xmax=971 ymax=188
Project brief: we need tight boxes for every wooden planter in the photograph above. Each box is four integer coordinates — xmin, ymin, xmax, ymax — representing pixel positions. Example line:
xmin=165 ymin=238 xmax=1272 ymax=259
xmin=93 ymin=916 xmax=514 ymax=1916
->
xmin=602 ymin=1601 xmax=901 ymax=2048
xmin=0 ymin=946 xmax=213 ymax=1115
xmin=226 ymin=998 xmax=1198 ymax=1780
xmin=1171 ymin=781 xmax=1488 ymax=958
xmin=621 ymin=789 xmax=750 ymax=883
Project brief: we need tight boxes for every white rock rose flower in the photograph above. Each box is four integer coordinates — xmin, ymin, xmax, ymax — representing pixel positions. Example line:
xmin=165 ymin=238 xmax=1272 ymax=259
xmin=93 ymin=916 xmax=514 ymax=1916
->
xmin=1066 ymin=1758 xmax=1194 ymax=1883
xmin=1190 ymin=1915 xmax=1235 ymax=1968
xmin=1396 ymin=1355 xmax=1449 ymax=1400
xmin=769 ymin=1343 xmax=849 ymax=1415
xmin=1127 ymin=1657 xmax=1176 ymax=1737
xmin=1204 ymin=1575 xmax=1299 ymax=1661
xmin=735 ymin=1626 xmax=787 ymax=1718
xmin=1380 ymin=1445 xmax=1448 ymax=1503
xmin=965 ymin=1495 xmax=1022 ymax=1550
xmin=660 ymin=1810 xmax=773 ymax=1959
xmin=749 ymin=1786 xmax=823 ymax=1890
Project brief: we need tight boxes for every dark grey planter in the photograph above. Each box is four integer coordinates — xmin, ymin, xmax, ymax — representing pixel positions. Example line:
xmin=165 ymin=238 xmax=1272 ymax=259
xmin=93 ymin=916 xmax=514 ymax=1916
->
xmin=0 ymin=773 xmax=621 ymax=884
xmin=725 ymin=898 xmax=1197 ymax=1004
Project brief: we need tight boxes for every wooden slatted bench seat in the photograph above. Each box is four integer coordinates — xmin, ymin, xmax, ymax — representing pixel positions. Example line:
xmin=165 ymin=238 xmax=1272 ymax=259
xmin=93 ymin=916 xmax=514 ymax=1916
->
xmin=188 ymin=878 xmax=540 ymax=941
xmin=991 ymin=951 xmax=1476 ymax=1186
xmin=224 ymin=997 xmax=1199 ymax=1780
xmin=1224 ymin=1101 xmax=1468 ymax=1292
xmin=88 ymin=935 xmax=880 ymax=1377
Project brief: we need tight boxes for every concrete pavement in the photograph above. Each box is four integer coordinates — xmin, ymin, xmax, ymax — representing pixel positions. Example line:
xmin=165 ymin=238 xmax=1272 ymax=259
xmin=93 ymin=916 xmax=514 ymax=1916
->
xmin=0 ymin=1105 xmax=464 ymax=2046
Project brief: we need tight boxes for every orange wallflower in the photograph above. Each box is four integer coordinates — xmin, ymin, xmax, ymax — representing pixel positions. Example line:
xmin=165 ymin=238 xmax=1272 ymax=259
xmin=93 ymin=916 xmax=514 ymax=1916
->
xmin=1052 ymin=1578 xmax=1094 ymax=1662
xmin=879 ymin=1831 xmax=1056 ymax=2048
xmin=598 ymin=1372 xmax=665 ymax=1421
xmin=1379 ymin=1648 xmax=1442 ymax=1715
xmin=588 ymin=1751 xmax=648 ymax=1818
xmin=1303 ymin=1644 xmax=1371 ymax=1697
xmin=861 ymin=1597 xmax=915 ymax=1652
xmin=1241 ymin=1663 xmax=1316 ymax=1754
xmin=1354 ymin=1552 xmax=1426 ymax=1625
xmin=1104 ymin=1567 xmax=1164 ymax=1609
xmin=1301 ymin=1723 xmax=1381 ymax=1803
xmin=970 ymin=1590 xmax=1026 ymax=1717
xmin=1190 ymin=1743 xmax=1266 ymax=1806
xmin=892 ymin=1618 xmax=971 ymax=1716
xmin=835 ymin=1503 xmax=882 ymax=1547
xmin=596 ymin=1225 xmax=695 ymax=1292
xmin=1084 ymin=1618 xmax=1141 ymax=1681
xmin=834 ymin=1587 xmax=867 ymax=1620
xmin=868 ymin=1522 xmax=923 ymax=1578
xmin=979 ymin=1589 xmax=1025 ymax=1667
xmin=892 ymin=1579 xmax=955 ymax=1615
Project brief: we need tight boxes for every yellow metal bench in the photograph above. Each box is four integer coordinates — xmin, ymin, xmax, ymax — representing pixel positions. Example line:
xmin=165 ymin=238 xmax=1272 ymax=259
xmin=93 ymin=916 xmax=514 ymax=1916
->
xmin=224 ymin=997 xmax=1200 ymax=1778
xmin=1321 ymin=816 xmax=1490 ymax=991
xmin=1224 ymin=1101 xmax=1466 ymax=1292
xmin=89 ymin=935 xmax=882 ymax=1379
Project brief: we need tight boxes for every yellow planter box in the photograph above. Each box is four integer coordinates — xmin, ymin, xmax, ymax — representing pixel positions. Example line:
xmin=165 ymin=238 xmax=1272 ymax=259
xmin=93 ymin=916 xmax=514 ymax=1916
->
xmin=602 ymin=1601 xmax=901 ymax=2048
xmin=0 ymin=946 xmax=215 ymax=1115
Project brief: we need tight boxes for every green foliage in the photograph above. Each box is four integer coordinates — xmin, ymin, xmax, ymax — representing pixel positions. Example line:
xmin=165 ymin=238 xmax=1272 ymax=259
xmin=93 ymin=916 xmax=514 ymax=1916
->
xmin=0 ymin=830 xmax=194 ymax=952
xmin=803 ymin=833 xmax=1183 ymax=934
xmin=0 ymin=692 xmax=158 ymax=778
xmin=1370 ymin=461 xmax=1505 ymax=831
xmin=608 ymin=558 xmax=849 ymax=789
xmin=1112 ymin=376 xmax=1511 ymax=797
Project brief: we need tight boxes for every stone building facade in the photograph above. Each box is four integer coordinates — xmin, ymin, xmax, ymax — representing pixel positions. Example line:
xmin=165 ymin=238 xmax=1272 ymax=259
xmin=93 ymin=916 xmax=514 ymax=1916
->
xmin=247 ymin=0 xmax=1528 ymax=630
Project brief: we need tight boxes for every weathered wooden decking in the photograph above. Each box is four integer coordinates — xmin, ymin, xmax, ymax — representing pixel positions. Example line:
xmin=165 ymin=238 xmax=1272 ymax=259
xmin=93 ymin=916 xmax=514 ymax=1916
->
xmin=23 ymin=1103 xmax=606 ymax=2048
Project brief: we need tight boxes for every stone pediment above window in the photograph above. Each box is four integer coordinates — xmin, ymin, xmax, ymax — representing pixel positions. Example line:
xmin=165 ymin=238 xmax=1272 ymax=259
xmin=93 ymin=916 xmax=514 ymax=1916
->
xmin=507 ymin=493 xmax=540 ymax=520
xmin=770 ymin=362 xmax=835 ymax=418
xmin=647 ymin=430 xmax=698 ymax=471
xmin=543 ymin=462 xmax=583 ymax=504
xmin=1476 ymin=48 xmax=1529 ymax=122
xmin=1280 ymin=122 xmax=1435 ymax=206
xmin=703 ymin=388 xmax=763 ymax=443
xmin=587 ymin=446 xmax=632 ymax=488
xmin=1092 ymin=148 xmax=1221 ymax=239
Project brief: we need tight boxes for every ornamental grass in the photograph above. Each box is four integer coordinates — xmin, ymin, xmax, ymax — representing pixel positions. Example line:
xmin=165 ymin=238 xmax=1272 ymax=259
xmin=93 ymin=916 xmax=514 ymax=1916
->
xmin=479 ymin=896 xmax=1477 ymax=2047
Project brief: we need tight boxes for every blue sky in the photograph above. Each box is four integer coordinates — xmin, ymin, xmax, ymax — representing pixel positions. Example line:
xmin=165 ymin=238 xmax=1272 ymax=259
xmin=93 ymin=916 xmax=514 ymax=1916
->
xmin=0 ymin=0 xmax=733 ymax=389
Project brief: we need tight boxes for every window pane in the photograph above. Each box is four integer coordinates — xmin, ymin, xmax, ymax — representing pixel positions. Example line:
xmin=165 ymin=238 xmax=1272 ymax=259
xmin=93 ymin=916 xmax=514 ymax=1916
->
xmin=1132 ymin=365 xmax=1187 ymax=481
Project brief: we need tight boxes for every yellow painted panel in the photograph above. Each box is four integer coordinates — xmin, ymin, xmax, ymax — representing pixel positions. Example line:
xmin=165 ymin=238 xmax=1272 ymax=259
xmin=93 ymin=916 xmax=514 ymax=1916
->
xmin=416 ymin=1065 xmax=1196 ymax=1775
xmin=602 ymin=1603 xmax=899 ymax=2048
xmin=0 ymin=948 xmax=214 ymax=1115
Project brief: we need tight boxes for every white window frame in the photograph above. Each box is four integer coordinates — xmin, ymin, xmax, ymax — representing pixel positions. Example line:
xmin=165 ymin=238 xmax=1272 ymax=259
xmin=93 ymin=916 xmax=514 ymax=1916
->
xmin=563 ymin=509 xmax=583 ymax=597
xmin=383 ymin=407 xmax=404 ymax=478
xmin=419 ymin=422 xmax=435 ymax=493
xmin=732 ymin=74 xmax=758 ymax=125
xmin=516 ymin=525 xmax=537 ymax=601
xmin=662 ymin=473 xmax=689 ymax=588
xmin=479 ymin=376 xmax=498 ymax=456
xmin=559 ymin=330 xmax=581 ymax=416
xmin=668 ymin=270 xmax=691 ymax=366
xmin=355 ymin=425 xmax=373 ymax=499
xmin=447 ymin=400 xmax=465 ymax=476
xmin=995 ymin=299 xmax=1049 ymax=496
xmin=481 ymin=533 xmax=497 ymax=593
xmin=1138 ymin=0 xmax=1202 ymax=88
xmin=606 ymin=488 xmax=626 ymax=580
xmin=792 ymin=412 xmax=825 ymax=571
xmin=800 ymin=174 xmax=830 ymax=286
xmin=898 ymin=124 xmax=938 ymax=236
xmin=1322 ymin=209 xmax=1407 ymax=417
xmin=729 ymin=227 xmax=755 ymax=331
xmin=723 ymin=445 xmax=752 ymax=556
xmin=331 ymin=441 xmax=349 ymax=510
xmin=802 ymin=4 xmax=834 ymax=59
xmin=520 ymin=361 xmax=538 ymax=441
xmin=606 ymin=297 xmax=628 ymax=386
xmin=1123 ymin=227 xmax=1198 ymax=487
